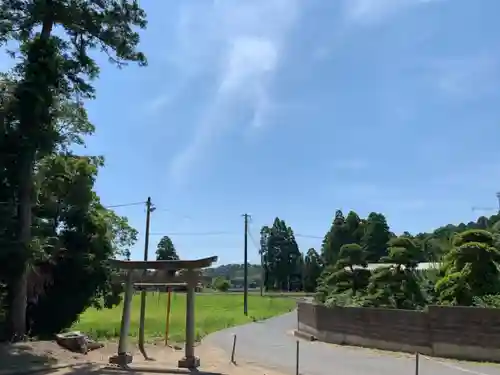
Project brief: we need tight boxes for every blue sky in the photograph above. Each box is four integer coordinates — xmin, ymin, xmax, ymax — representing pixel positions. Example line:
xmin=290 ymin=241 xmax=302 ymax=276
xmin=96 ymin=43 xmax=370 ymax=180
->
xmin=3 ymin=0 xmax=500 ymax=265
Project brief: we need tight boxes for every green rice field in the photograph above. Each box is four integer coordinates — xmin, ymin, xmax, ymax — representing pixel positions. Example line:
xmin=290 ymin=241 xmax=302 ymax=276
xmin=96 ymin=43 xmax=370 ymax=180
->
xmin=72 ymin=292 xmax=296 ymax=342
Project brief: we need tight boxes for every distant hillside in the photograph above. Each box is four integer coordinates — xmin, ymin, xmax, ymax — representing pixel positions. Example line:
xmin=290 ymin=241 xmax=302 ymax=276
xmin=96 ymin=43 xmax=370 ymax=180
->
xmin=203 ymin=263 xmax=262 ymax=282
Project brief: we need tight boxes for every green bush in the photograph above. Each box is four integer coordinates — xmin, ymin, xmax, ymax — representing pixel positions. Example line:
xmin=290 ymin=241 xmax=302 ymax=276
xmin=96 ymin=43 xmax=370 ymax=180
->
xmin=213 ymin=277 xmax=231 ymax=292
xmin=324 ymin=290 xmax=365 ymax=308
xmin=473 ymin=294 xmax=500 ymax=308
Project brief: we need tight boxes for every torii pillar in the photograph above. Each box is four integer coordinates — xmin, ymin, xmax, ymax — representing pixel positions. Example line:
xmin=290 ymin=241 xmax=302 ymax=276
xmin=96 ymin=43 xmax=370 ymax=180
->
xmin=107 ymin=256 xmax=218 ymax=369
xmin=178 ymin=269 xmax=197 ymax=368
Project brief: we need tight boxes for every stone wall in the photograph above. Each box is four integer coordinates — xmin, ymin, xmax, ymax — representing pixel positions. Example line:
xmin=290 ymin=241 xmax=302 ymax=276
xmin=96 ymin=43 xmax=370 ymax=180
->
xmin=297 ymin=301 xmax=500 ymax=362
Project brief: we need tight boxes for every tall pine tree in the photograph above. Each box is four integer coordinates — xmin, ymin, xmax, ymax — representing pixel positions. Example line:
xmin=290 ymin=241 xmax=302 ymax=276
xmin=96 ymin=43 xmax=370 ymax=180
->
xmin=321 ymin=210 xmax=350 ymax=266
xmin=303 ymin=248 xmax=322 ymax=293
xmin=361 ymin=212 xmax=391 ymax=262
xmin=261 ymin=218 xmax=302 ymax=291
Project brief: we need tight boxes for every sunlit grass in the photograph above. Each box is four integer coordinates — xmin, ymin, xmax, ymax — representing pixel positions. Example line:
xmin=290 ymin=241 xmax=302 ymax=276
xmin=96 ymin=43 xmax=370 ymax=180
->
xmin=72 ymin=292 xmax=296 ymax=342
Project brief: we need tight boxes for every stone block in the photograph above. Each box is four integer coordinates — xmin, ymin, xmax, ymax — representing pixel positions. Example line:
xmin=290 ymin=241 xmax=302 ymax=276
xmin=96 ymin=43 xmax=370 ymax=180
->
xmin=178 ymin=356 xmax=200 ymax=369
xmin=109 ymin=353 xmax=133 ymax=366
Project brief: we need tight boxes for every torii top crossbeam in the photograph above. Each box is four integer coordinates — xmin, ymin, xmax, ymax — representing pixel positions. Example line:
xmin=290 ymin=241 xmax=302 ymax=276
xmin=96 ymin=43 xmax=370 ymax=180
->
xmin=108 ymin=256 xmax=218 ymax=271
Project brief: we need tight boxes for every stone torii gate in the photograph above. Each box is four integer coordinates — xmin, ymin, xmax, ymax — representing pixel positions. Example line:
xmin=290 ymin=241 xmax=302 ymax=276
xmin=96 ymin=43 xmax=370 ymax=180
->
xmin=108 ymin=256 xmax=217 ymax=369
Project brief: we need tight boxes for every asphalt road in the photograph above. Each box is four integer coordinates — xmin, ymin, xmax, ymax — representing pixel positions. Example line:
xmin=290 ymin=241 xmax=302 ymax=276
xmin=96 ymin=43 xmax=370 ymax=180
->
xmin=203 ymin=310 xmax=500 ymax=375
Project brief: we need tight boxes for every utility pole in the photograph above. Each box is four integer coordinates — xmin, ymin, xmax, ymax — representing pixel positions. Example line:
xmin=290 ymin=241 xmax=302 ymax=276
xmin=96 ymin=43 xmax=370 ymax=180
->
xmin=143 ymin=197 xmax=153 ymax=261
xmin=260 ymin=250 xmax=264 ymax=297
xmin=243 ymin=213 xmax=250 ymax=316
xmin=139 ymin=197 xmax=154 ymax=359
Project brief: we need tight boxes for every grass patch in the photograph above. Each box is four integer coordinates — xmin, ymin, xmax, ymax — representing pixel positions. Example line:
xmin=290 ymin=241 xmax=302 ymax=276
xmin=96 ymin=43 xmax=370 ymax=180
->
xmin=72 ymin=292 xmax=295 ymax=342
xmin=202 ymin=290 xmax=313 ymax=298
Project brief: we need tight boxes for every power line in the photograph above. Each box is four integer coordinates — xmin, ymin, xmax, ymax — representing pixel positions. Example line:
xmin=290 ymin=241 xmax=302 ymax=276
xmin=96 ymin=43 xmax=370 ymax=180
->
xmin=247 ymin=230 xmax=322 ymax=246
xmin=149 ymin=231 xmax=237 ymax=237
xmin=0 ymin=200 xmax=147 ymax=208
xmin=104 ymin=201 xmax=146 ymax=209
xmin=295 ymin=233 xmax=323 ymax=239
xmin=0 ymin=198 xmax=327 ymax=239
xmin=247 ymin=232 xmax=322 ymax=246
xmin=248 ymin=231 xmax=260 ymax=249
xmin=246 ymin=214 xmax=323 ymax=240
xmin=150 ymin=207 xmax=193 ymax=221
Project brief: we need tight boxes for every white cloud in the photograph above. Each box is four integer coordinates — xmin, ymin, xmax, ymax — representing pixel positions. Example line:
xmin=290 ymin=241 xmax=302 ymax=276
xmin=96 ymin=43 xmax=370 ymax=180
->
xmin=427 ymin=55 xmax=500 ymax=98
xmin=145 ymin=93 xmax=174 ymax=114
xmin=314 ymin=0 xmax=441 ymax=61
xmin=343 ymin=0 xmax=409 ymax=24
xmin=219 ymin=37 xmax=277 ymax=94
xmin=168 ymin=0 xmax=300 ymax=186
xmin=342 ymin=0 xmax=440 ymax=25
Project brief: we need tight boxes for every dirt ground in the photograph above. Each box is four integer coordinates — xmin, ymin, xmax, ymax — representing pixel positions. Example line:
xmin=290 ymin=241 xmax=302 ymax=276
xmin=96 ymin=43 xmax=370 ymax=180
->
xmin=0 ymin=340 xmax=286 ymax=375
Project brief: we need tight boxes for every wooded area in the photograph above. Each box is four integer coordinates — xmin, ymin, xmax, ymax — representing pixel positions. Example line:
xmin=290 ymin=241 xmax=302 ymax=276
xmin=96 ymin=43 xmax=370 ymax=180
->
xmin=0 ymin=0 xmax=147 ymax=341
xmin=258 ymin=210 xmax=500 ymax=310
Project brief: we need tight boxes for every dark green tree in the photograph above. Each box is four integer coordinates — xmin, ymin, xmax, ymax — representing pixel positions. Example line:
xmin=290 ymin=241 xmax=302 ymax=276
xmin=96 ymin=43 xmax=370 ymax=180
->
xmin=155 ymin=236 xmax=179 ymax=261
xmin=344 ymin=211 xmax=365 ymax=244
xmin=321 ymin=210 xmax=350 ymax=266
xmin=435 ymin=229 xmax=500 ymax=306
xmin=1 ymin=73 xmax=138 ymax=338
xmin=21 ymin=154 xmax=137 ymax=337
xmin=260 ymin=218 xmax=302 ymax=291
xmin=316 ymin=243 xmax=370 ymax=304
xmin=1 ymin=0 xmax=147 ymax=338
xmin=364 ymin=236 xmax=425 ymax=309
xmin=260 ymin=225 xmax=274 ymax=291
xmin=361 ymin=212 xmax=391 ymax=262
xmin=476 ymin=216 xmax=489 ymax=230
xmin=302 ymin=248 xmax=322 ymax=293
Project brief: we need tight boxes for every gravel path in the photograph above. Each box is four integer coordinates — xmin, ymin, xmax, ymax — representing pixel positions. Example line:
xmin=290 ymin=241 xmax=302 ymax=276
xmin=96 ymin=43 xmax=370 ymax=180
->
xmin=203 ymin=311 xmax=500 ymax=375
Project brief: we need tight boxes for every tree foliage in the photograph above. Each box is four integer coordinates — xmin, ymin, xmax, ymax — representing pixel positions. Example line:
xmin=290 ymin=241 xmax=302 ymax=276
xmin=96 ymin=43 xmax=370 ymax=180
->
xmin=436 ymin=229 xmax=500 ymax=306
xmin=0 ymin=0 xmax=147 ymax=339
xmin=213 ymin=277 xmax=231 ymax=292
xmin=361 ymin=213 xmax=392 ymax=262
xmin=317 ymin=243 xmax=370 ymax=305
xmin=260 ymin=218 xmax=302 ymax=291
xmin=313 ymin=210 xmax=500 ymax=310
xmin=155 ymin=236 xmax=179 ymax=261
xmin=363 ymin=236 xmax=425 ymax=309
xmin=302 ymin=248 xmax=322 ymax=293
xmin=321 ymin=210 xmax=350 ymax=265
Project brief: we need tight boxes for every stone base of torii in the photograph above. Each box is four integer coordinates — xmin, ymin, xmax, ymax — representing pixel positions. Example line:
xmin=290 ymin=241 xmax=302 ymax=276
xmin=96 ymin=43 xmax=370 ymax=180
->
xmin=107 ymin=256 xmax=217 ymax=369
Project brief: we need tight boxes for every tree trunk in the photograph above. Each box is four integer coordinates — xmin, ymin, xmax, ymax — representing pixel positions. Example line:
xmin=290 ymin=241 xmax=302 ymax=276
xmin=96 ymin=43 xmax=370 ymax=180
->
xmin=10 ymin=0 xmax=55 ymax=340
xmin=10 ymin=153 xmax=34 ymax=340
